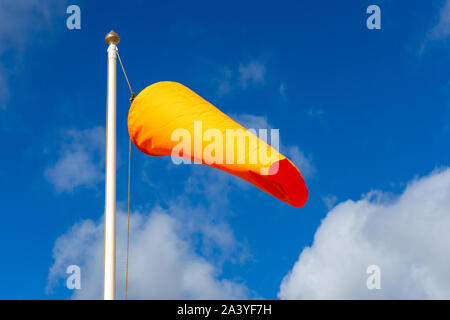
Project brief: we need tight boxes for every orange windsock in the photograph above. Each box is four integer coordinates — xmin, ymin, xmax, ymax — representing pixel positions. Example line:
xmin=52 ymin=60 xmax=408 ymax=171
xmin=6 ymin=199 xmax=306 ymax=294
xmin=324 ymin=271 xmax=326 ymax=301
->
xmin=127 ymin=81 xmax=308 ymax=207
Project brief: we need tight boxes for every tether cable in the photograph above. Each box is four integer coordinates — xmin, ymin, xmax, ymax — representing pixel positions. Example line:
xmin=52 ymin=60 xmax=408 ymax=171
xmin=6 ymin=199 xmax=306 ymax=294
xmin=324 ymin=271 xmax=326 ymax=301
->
xmin=117 ymin=49 xmax=135 ymax=103
xmin=117 ymin=48 xmax=134 ymax=300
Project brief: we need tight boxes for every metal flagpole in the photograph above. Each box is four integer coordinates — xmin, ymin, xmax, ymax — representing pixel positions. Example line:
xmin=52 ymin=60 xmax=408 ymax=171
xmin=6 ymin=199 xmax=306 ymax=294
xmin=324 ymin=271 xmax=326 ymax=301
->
xmin=103 ymin=30 xmax=120 ymax=300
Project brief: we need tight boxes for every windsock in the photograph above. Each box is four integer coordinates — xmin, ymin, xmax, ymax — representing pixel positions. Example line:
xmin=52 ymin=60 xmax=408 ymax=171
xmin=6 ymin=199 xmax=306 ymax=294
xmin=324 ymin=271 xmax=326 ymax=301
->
xmin=127 ymin=81 xmax=308 ymax=207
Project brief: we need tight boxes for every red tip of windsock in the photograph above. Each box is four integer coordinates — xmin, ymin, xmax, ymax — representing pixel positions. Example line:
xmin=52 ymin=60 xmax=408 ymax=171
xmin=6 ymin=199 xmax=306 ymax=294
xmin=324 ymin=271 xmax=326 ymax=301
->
xmin=247 ymin=158 xmax=309 ymax=208
xmin=267 ymin=159 xmax=309 ymax=208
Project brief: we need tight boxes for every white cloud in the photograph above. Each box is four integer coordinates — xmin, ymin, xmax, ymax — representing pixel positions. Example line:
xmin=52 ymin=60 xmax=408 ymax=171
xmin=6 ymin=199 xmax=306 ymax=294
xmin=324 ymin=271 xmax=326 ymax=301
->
xmin=213 ymin=60 xmax=266 ymax=96
xmin=232 ymin=114 xmax=316 ymax=179
xmin=0 ymin=67 xmax=8 ymax=110
xmin=238 ymin=60 xmax=266 ymax=88
xmin=322 ymin=194 xmax=338 ymax=210
xmin=431 ymin=0 xmax=450 ymax=39
xmin=284 ymin=146 xmax=316 ymax=179
xmin=0 ymin=1 xmax=55 ymax=46
xmin=279 ymin=168 xmax=450 ymax=299
xmin=47 ymin=208 xmax=251 ymax=299
xmin=279 ymin=83 xmax=287 ymax=100
xmin=47 ymin=154 xmax=253 ymax=299
xmin=0 ymin=1 xmax=63 ymax=109
xmin=213 ymin=67 xmax=233 ymax=96
xmin=233 ymin=114 xmax=273 ymax=131
xmin=45 ymin=127 xmax=105 ymax=193
xmin=305 ymin=107 xmax=324 ymax=118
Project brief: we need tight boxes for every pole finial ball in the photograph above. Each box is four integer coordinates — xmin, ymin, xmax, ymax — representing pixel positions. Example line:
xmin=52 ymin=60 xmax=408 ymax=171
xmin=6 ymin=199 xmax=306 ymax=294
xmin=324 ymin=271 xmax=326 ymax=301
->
xmin=105 ymin=30 xmax=120 ymax=45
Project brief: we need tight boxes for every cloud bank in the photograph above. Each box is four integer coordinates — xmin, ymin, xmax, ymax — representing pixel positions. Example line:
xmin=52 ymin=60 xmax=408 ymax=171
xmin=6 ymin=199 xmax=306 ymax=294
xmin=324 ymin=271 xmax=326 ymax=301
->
xmin=279 ymin=168 xmax=450 ymax=299
xmin=431 ymin=0 xmax=450 ymax=40
xmin=0 ymin=0 xmax=64 ymax=109
xmin=45 ymin=127 xmax=105 ymax=193
xmin=213 ymin=60 xmax=266 ymax=96
xmin=47 ymin=207 xmax=250 ymax=299
xmin=47 ymin=154 xmax=253 ymax=299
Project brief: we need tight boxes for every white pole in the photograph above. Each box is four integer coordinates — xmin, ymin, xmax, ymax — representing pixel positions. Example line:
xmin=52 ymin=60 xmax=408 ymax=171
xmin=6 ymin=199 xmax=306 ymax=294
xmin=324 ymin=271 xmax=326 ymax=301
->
xmin=104 ymin=30 xmax=120 ymax=300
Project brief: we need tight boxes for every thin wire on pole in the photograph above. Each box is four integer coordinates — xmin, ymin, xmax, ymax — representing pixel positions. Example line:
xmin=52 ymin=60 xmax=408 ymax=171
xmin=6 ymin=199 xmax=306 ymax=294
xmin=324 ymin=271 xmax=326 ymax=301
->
xmin=117 ymin=48 xmax=135 ymax=300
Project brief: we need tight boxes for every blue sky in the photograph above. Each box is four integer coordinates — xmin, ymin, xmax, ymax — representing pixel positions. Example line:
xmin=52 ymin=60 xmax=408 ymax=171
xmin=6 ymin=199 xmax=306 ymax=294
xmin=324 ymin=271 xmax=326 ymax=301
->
xmin=1 ymin=0 xmax=450 ymax=299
